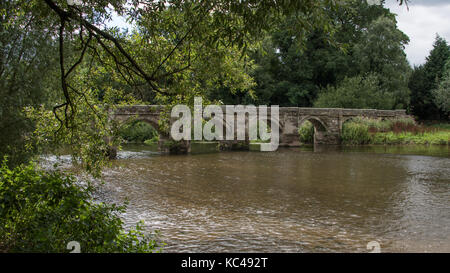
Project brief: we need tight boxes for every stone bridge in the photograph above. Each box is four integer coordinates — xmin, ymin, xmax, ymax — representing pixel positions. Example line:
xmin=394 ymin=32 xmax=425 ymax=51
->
xmin=111 ymin=105 xmax=410 ymax=147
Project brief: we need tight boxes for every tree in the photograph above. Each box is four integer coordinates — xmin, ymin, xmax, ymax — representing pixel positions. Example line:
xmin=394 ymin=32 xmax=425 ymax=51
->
xmin=433 ymin=59 xmax=450 ymax=118
xmin=410 ymin=35 xmax=450 ymax=120
xmin=0 ymin=0 xmax=60 ymax=166
xmin=221 ymin=0 xmax=406 ymax=108
xmin=408 ymin=65 xmax=427 ymax=115
xmin=24 ymin=0 xmax=410 ymax=112
xmin=352 ymin=15 xmax=411 ymax=109
xmin=314 ymin=74 xmax=395 ymax=109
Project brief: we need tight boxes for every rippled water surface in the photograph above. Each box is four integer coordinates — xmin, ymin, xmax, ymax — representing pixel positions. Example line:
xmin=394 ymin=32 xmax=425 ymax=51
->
xmin=94 ymin=146 xmax=450 ymax=253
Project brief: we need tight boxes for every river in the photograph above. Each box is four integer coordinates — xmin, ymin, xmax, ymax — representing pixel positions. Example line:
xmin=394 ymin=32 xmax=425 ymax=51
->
xmin=42 ymin=145 xmax=450 ymax=253
xmin=80 ymin=144 xmax=449 ymax=253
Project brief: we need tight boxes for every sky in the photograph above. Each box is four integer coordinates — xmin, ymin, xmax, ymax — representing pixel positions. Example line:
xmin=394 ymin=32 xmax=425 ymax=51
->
xmin=385 ymin=0 xmax=450 ymax=66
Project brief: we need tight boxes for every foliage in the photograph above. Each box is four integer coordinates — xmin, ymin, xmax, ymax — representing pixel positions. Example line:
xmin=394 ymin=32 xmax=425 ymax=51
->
xmin=119 ymin=121 xmax=158 ymax=143
xmin=341 ymin=122 xmax=371 ymax=145
xmin=432 ymin=59 xmax=450 ymax=117
xmin=410 ymin=35 xmax=450 ymax=120
xmin=298 ymin=121 xmax=314 ymax=144
xmin=347 ymin=116 xmax=416 ymax=132
xmin=215 ymin=1 xmax=411 ymax=109
xmin=314 ymin=74 xmax=395 ymax=109
xmin=341 ymin=117 xmax=449 ymax=145
xmin=352 ymin=15 xmax=411 ymax=109
xmin=372 ymin=131 xmax=449 ymax=145
xmin=18 ymin=0 xmax=345 ymax=107
xmin=144 ymin=136 xmax=160 ymax=145
xmin=430 ymin=123 xmax=450 ymax=130
xmin=408 ymin=65 xmax=428 ymax=116
xmin=312 ymin=14 xmax=411 ymax=110
xmin=0 ymin=159 xmax=161 ymax=253
xmin=24 ymin=90 xmax=121 ymax=178
xmin=250 ymin=0 xmax=387 ymax=106
xmin=0 ymin=0 xmax=60 ymax=167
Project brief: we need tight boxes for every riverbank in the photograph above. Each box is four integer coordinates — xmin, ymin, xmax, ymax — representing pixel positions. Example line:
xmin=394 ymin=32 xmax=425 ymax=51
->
xmin=300 ymin=117 xmax=449 ymax=146
xmin=370 ymin=131 xmax=449 ymax=145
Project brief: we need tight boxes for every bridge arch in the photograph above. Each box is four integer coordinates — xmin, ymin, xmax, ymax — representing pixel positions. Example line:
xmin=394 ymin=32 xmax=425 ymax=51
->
xmin=299 ymin=116 xmax=328 ymax=132
xmin=114 ymin=115 xmax=162 ymax=146
xmin=297 ymin=116 xmax=330 ymax=145
xmin=113 ymin=115 xmax=161 ymax=134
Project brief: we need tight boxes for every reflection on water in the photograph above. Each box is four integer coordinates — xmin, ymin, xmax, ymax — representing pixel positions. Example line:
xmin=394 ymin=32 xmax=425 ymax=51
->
xmin=91 ymin=145 xmax=450 ymax=253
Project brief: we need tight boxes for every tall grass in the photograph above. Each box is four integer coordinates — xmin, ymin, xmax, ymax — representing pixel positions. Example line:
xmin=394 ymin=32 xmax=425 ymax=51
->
xmin=348 ymin=116 xmax=416 ymax=133
xmin=372 ymin=131 xmax=449 ymax=145
xmin=341 ymin=117 xmax=449 ymax=145
xmin=341 ymin=122 xmax=371 ymax=144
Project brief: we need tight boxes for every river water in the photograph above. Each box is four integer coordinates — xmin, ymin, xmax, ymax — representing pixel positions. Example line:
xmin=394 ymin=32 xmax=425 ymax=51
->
xmin=84 ymin=145 xmax=449 ymax=253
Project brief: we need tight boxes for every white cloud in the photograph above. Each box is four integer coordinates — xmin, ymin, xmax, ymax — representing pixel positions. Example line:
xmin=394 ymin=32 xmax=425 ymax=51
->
xmin=385 ymin=0 xmax=450 ymax=66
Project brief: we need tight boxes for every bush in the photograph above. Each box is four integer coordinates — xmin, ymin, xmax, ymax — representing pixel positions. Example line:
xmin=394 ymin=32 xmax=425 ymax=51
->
xmin=341 ymin=122 xmax=371 ymax=145
xmin=0 ymin=159 xmax=160 ymax=253
xmin=314 ymin=74 xmax=395 ymax=110
xmin=433 ymin=59 xmax=450 ymax=116
xmin=298 ymin=121 xmax=314 ymax=144
xmin=144 ymin=135 xmax=160 ymax=145
xmin=430 ymin=123 xmax=450 ymax=130
xmin=119 ymin=121 xmax=158 ymax=143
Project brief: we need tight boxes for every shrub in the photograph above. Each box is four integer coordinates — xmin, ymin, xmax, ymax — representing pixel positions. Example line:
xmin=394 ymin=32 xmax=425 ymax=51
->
xmin=314 ymin=74 xmax=395 ymax=110
xmin=341 ymin=122 xmax=371 ymax=145
xmin=0 ymin=159 xmax=160 ymax=253
xmin=431 ymin=123 xmax=450 ymax=130
xmin=144 ymin=135 xmax=160 ymax=145
xmin=298 ymin=121 xmax=314 ymax=144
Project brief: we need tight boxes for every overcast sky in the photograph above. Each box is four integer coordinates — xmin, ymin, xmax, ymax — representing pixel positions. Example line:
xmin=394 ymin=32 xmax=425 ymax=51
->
xmin=385 ymin=0 xmax=450 ymax=66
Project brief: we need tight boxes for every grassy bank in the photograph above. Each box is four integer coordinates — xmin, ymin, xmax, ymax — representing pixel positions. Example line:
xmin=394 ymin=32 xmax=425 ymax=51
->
xmin=341 ymin=117 xmax=449 ymax=145
xmin=298 ymin=117 xmax=449 ymax=145
xmin=371 ymin=131 xmax=449 ymax=145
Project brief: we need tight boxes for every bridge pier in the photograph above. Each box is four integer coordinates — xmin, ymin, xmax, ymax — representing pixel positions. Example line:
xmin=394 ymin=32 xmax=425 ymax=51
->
xmin=313 ymin=116 xmax=341 ymax=145
xmin=314 ymin=130 xmax=341 ymax=145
